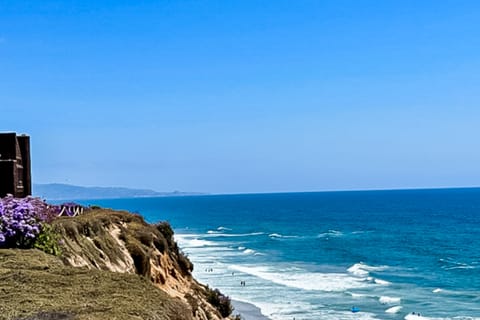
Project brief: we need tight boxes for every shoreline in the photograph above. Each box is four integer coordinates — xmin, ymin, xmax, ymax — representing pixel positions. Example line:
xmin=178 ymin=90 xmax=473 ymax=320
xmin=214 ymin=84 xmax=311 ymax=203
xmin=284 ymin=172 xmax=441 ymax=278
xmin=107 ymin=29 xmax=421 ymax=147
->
xmin=232 ymin=300 xmax=272 ymax=320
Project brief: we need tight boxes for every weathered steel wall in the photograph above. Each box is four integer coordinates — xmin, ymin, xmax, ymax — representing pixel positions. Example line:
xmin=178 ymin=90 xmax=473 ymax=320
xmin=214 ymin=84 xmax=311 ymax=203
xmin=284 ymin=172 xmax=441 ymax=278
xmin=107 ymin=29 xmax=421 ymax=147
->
xmin=0 ymin=133 xmax=32 ymax=198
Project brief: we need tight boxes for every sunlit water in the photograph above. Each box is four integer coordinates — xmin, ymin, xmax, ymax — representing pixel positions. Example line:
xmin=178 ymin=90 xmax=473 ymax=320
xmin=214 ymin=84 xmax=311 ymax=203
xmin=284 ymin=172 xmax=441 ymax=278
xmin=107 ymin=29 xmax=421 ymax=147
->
xmin=80 ymin=189 xmax=480 ymax=320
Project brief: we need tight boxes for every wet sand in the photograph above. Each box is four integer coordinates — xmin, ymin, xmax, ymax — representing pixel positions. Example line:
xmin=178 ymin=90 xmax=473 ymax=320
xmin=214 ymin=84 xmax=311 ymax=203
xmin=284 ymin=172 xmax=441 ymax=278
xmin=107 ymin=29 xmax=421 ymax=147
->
xmin=232 ymin=300 xmax=272 ymax=320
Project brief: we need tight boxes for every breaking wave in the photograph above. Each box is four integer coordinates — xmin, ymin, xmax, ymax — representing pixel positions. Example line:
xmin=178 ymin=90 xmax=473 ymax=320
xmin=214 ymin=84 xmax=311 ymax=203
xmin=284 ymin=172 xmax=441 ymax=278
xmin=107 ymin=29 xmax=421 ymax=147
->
xmin=269 ymin=233 xmax=299 ymax=239
xmin=317 ymin=230 xmax=344 ymax=238
xmin=385 ymin=306 xmax=402 ymax=313
xmin=229 ymin=264 xmax=372 ymax=291
xmin=347 ymin=263 xmax=388 ymax=277
xmin=379 ymin=296 xmax=401 ymax=304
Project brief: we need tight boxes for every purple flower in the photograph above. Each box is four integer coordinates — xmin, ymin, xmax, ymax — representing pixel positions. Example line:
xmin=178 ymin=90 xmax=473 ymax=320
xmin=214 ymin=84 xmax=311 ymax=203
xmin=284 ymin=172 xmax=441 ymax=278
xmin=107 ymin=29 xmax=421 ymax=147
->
xmin=0 ymin=195 xmax=58 ymax=248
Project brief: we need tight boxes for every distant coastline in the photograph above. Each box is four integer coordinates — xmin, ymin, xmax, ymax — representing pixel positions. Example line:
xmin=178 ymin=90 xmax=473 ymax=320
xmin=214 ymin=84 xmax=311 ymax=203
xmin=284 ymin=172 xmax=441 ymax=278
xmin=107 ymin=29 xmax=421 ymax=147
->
xmin=33 ymin=183 xmax=206 ymax=201
xmin=34 ymin=183 xmax=480 ymax=201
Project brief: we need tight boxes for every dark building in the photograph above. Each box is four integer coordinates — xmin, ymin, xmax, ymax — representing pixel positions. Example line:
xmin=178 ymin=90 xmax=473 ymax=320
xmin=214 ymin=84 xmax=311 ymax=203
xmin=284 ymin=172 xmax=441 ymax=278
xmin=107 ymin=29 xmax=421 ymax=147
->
xmin=0 ymin=133 xmax=32 ymax=198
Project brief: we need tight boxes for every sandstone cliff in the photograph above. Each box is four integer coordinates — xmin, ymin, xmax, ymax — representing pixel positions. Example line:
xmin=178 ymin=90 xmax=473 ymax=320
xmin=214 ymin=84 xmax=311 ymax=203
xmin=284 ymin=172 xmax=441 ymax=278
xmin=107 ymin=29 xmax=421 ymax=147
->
xmin=0 ymin=209 xmax=234 ymax=320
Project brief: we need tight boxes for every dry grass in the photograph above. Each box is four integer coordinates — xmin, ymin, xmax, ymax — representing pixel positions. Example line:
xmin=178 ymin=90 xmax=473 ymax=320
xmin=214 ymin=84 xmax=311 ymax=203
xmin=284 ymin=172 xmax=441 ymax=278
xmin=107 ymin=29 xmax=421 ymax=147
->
xmin=51 ymin=209 xmax=192 ymax=276
xmin=0 ymin=249 xmax=193 ymax=320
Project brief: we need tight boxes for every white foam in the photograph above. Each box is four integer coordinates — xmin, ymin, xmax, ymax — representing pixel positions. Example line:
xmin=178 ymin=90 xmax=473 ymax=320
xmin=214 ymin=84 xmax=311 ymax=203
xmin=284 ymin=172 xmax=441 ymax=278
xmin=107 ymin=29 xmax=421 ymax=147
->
xmin=217 ymin=226 xmax=232 ymax=231
xmin=189 ymin=238 xmax=216 ymax=247
xmin=404 ymin=314 xmax=430 ymax=320
xmin=351 ymin=230 xmax=370 ymax=235
xmin=238 ymin=246 xmax=246 ymax=250
xmin=379 ymin=296 xmax=401 ymax=304
xmin=317 ymin=230 xmax=344 ymax=238
xmin=243 ymin=249 xmax=255 ymax=255
xmin=315 ymin=311 xmax=380 ymax=320
xmin=440 ymin=258 xmax=477 ymax=270
xmin=205 ymin=232 xmax=265 ymax=237
xmin=374 ymin=278 xmax=391 ymax=285
xmin=385 ymin=306 xmax=402 ymax=313
xmin=248 ymin=299 xmax=380 ymax=320
xmin=347 ymin=263 xmax=389 ymax=278
xmin=431 ymin=288 xmax=480 ymax=299
xmin=246 ymin=300 xmax=322 ymax=320
xmin=229 ymin=265 xmax=372 ymax=291
xmin=175 ymin=235 xmax=217 ymax=248
xmin=402 ymin=314 xmax=480 ymax=320
xmin=349 ymin=292 xmax=367 ymax=298
xmin=348 ymin=264 xmax=370 ymax=276
xmin=269 ymin=233 xmax=299 ymax=239
xmin=445 ymin=265 xmax=476 ymax=270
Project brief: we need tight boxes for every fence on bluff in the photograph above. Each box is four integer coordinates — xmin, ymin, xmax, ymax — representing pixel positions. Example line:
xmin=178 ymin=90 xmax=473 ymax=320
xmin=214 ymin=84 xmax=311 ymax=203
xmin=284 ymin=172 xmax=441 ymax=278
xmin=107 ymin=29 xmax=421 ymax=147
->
xmin=50 ymin=203 xmax=87 ymax=217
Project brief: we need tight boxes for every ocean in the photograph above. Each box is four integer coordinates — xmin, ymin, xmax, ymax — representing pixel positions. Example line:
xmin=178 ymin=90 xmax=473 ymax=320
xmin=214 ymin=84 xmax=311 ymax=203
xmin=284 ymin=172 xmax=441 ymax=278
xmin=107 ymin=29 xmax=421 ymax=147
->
xmin=77 ymin=188 xmax=480 ymax=320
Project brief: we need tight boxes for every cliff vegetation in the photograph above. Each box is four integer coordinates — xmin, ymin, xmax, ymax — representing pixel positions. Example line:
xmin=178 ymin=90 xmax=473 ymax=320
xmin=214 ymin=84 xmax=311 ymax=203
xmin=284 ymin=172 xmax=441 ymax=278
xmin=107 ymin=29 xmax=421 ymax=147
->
xmin=0 ymin=206 xmax=235 ymax=320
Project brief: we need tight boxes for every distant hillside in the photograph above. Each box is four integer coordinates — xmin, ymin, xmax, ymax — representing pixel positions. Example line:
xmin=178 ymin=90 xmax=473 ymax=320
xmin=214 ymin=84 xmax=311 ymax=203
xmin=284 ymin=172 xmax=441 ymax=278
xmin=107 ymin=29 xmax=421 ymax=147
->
xmin=33 ymin=183 xmax=203 ymax=200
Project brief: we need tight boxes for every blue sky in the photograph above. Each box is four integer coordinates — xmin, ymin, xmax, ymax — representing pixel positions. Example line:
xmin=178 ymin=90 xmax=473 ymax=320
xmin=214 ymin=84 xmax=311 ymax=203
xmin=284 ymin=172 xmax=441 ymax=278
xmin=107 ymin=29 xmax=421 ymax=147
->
xmin=1 ymin=0 xmax=479 ymax=193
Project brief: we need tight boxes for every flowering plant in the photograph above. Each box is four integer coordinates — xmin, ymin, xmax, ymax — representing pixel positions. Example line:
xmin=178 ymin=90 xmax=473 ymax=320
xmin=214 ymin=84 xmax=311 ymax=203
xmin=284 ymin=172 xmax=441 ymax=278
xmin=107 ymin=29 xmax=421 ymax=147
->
xmin=0 ymin=195 xmax=57 ymax=248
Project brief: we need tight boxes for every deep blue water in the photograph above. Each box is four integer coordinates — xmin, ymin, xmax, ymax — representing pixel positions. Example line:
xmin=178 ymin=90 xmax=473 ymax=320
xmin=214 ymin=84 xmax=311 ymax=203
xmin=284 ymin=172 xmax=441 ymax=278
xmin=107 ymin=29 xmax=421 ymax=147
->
xmin=77 ymin=188 xmax=480 ymax=320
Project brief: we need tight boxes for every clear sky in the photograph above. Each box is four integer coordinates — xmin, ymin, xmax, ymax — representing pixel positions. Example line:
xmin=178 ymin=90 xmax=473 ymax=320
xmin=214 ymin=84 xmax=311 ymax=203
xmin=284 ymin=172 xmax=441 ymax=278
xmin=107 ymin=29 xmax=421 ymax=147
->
xmin=1 ymin=1 xmax=479 ymax=194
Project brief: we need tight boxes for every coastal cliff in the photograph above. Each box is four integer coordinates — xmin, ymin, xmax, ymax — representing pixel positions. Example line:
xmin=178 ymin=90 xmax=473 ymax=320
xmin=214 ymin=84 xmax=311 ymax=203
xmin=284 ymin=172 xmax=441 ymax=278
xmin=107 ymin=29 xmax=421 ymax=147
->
xmin=0 ymin=209 xmax=234 ymax=320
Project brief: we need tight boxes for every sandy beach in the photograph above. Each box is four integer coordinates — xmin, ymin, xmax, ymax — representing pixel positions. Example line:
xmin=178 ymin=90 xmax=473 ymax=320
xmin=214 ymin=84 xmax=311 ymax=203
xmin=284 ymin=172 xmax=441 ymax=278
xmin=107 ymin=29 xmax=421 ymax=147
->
xmin=232 ymin=300 xmax=272 ymax=320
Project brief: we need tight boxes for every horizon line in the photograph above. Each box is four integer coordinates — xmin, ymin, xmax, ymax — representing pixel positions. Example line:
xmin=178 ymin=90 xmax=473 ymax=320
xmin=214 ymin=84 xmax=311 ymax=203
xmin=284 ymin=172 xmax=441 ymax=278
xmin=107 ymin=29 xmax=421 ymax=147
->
xmin=35 ymin=182 xmax=480 ymax=197
xmin=209 ymin=185 xmax=480 ymax=197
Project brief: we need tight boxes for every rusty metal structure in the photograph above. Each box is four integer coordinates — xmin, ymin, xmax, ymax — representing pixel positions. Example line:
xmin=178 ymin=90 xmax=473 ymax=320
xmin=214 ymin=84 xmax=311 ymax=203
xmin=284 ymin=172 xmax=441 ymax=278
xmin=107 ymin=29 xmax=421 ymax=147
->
xmin=0 ymin=133 xmax=32 ymax=198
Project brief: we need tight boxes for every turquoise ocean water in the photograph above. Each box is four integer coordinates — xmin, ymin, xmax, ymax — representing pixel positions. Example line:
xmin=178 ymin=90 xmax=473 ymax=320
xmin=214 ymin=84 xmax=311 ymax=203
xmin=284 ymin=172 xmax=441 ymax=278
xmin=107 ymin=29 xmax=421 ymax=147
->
xmin=78 ymin=188 xmax=480 ymax=320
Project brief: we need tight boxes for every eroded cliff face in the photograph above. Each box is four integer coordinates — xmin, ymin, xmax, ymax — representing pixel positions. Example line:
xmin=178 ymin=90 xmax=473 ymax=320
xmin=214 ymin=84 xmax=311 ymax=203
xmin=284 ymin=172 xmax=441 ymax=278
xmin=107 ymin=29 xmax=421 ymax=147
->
xmin=52 ymin=209 xmax=230 ymax=320
xmin=0 ymin=249 xmax=194 ymax=320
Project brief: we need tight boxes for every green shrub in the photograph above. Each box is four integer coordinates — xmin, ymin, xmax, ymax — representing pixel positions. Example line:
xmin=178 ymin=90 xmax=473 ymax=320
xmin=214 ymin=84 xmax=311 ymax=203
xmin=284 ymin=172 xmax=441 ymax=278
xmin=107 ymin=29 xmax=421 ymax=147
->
xmin=137 ymin=230 xmax=153 ymax=246
xmin=155 ymin=222 xmax=175 ymax=247
xmin=34 ymin=224 xmax=62 ymax=256
xmin=153 ymin=235 xmax=167 ymax=253
xmin=178 ymin=251 xmax=194 ymax=275
xmin=126 ymin=240 xmax=151 ymax=276
xmin=185 ymin=293 xmax=199 ymax=315
xmin=206 ymin=286 xmax=233 ymax=317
